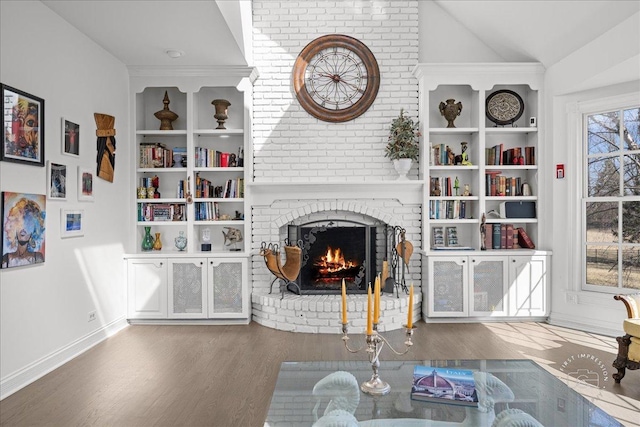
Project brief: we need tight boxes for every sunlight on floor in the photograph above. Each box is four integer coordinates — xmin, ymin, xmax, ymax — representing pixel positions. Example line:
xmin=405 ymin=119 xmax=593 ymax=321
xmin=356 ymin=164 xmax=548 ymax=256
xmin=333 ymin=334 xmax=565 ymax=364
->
xmin=485 ymin=322 xmax=618 ymax=354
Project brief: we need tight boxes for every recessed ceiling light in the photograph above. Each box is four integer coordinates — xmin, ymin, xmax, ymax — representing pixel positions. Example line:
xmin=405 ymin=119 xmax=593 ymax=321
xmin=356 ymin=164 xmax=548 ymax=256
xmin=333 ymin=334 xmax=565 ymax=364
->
xmin=166 ymin=50 xmax=184 ymax=59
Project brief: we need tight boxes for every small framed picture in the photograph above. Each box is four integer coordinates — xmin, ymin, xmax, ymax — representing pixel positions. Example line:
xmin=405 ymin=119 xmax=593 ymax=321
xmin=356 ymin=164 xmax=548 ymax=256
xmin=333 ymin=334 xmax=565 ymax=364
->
xmin=446 ymin=226 xmax=459 ymax=247
xmin=432 ymin=226 xmax=445 ymax=247
xmin=47 ymin=161 xmax=67 ymax=200
xmin=1 ymin=83 xmax=45 ymax=167
xmin=78 ymin=167 xmax=94 ymax=202
xmin=62 ymin=118 xmax=79 ymax=157
xmin=61 ymin=208 xmax=84 ymax=238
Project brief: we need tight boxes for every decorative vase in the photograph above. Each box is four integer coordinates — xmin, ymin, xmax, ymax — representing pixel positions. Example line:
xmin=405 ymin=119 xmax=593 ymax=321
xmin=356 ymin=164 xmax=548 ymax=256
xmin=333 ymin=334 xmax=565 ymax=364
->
xmin=439 ymin=98 xmax=463 ymax=128
xmin=153 ymin=233 xmax=162 ymax=251
xmin=212 ymin=99 xmax=231 ymax=129
xmin=393 ymin=158 xmax=412 ymax=180
xmin=154 ymin=91 xmax=179 ymax=130
xmin=175 ymin=231 xmax=187 ymax=251
xmin=141 ymin=226 xmax=154 ymax=252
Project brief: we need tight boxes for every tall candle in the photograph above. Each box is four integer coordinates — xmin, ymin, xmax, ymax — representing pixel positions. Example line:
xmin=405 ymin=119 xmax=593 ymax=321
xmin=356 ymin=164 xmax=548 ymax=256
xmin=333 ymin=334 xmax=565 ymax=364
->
xmin=407 ymin=283 xmax=414 ymax=329
xmin=341 ymin=279 xmax=347 ymax=324
xmin=366 ymin=284 xmax=373 ymax=335
xmin=374 ymin=276 xmax=380 ymax=324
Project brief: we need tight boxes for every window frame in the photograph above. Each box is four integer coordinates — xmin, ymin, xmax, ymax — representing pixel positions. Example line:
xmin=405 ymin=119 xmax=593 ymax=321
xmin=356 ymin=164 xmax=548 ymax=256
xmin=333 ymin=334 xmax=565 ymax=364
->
xmin=578 ymin=93 xmax=640 ymax=293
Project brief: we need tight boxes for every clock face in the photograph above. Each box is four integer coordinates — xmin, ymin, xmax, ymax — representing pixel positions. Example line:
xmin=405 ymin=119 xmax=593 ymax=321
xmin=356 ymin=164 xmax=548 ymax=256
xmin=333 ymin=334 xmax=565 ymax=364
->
xmin=293 ymin=35 xmax=380 ymax=122
xmin=486 ymin=89 xmax=525 ymax=126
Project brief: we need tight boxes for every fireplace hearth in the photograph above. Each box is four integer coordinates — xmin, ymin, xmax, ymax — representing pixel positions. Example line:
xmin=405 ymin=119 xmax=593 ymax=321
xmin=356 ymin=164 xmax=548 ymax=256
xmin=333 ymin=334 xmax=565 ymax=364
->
xmin=289 ymin=220 xmax=386 ymax=294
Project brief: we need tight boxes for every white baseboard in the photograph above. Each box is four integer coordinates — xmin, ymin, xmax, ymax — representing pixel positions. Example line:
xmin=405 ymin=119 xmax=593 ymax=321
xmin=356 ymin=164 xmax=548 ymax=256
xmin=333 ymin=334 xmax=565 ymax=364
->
xmin=0 ymin=316 xmax=129 ymax=400
xmin=548 ymin=312 xmax=621 ymax=338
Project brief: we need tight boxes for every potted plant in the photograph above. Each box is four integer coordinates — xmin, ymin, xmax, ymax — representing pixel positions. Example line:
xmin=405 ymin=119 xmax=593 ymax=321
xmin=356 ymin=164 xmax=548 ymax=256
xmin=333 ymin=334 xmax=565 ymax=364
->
xmin=385 ymin=109 xmax=420 ymax=180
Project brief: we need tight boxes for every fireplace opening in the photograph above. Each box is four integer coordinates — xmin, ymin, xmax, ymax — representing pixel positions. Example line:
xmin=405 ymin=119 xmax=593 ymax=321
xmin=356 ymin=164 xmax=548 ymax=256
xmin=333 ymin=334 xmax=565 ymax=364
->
xmin=289 ymin=220 xmax=385 ymax=294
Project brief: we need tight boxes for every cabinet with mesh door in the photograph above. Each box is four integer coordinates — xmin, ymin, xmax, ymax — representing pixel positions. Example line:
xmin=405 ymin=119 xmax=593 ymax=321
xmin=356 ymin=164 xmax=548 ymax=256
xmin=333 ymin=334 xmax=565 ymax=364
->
xmin=425 ymin=255 xmax=548 ymax=320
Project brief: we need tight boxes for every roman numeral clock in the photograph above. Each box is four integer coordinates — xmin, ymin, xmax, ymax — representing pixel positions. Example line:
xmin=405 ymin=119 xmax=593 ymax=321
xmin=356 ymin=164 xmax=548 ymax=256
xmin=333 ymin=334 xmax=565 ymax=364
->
xmin=293 ymin=34 xmax=380 ymax=122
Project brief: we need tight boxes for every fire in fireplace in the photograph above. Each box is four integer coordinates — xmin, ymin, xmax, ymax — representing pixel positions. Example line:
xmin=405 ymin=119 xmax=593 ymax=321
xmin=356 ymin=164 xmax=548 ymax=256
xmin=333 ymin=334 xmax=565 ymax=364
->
xmin=289 ymin=220 xmax=385 ymax=294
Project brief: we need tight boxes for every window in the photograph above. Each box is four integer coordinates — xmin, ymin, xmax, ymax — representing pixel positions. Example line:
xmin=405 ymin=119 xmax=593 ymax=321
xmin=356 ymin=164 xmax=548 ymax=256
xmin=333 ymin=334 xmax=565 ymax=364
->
xmin=583 ymin=103 xmax=640 ymax=292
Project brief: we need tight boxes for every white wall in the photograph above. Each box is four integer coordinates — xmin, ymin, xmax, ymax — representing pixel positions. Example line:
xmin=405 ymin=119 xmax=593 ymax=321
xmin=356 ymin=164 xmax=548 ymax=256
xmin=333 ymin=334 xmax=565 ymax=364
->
xmin=0 ymin=1 xmax=130 ymax=398
xmin=252 ymin=0 xmax=419 ymax=181
xmin=545 ymin=12 xmax=640 ymax=336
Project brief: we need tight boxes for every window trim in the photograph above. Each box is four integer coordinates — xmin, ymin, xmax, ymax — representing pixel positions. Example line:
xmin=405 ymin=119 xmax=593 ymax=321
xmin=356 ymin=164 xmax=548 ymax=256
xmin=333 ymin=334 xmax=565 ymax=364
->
xmin=576 ymin=92 xmax=640 ymax=293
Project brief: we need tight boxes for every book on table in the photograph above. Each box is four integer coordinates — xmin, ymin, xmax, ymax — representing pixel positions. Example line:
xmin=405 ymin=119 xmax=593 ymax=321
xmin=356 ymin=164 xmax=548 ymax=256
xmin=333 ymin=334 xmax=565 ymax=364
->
xmin=411 ymin=365 xmax=479 ymax=407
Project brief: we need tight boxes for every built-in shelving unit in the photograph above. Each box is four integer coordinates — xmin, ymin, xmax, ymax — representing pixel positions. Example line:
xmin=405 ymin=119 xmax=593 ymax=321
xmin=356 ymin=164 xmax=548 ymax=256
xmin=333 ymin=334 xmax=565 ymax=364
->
xmin=125 ymin=69 xmax=256 ymax=322
xmin=413 ymin=63 xmax=551 ymax=322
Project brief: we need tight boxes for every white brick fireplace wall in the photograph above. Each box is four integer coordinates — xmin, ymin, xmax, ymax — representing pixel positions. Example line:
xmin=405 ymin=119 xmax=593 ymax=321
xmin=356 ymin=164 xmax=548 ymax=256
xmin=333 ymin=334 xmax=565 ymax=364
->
xmin=250 ymin=1 xmax=421 ymax=333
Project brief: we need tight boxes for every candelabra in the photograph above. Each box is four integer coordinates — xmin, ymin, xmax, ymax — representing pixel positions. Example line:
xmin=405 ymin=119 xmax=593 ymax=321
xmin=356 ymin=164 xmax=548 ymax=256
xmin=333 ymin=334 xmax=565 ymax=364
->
xmin=341 ymin=322 xmax=415 ymax=396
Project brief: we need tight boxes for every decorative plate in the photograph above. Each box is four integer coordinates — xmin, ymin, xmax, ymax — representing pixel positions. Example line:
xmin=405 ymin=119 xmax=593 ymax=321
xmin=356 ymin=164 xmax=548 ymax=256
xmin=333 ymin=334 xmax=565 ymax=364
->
xmin=486 ymin=89 xmax=524 ymax=126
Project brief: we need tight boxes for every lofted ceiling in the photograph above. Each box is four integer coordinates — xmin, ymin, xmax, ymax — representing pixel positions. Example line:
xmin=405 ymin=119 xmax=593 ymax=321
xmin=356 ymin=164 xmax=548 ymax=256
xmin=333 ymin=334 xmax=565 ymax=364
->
xmin=42 ymin=0 xmax=639 ymax=69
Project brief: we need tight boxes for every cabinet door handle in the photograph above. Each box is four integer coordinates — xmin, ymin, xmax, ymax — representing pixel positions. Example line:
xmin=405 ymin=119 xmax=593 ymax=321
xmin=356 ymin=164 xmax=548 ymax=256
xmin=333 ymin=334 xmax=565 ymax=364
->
xmin=159 ymin=262 xmax=163 ymax=266
xmin=512 ymin=259 xmax=516 ymax=263
xmin=462 ymin=259 xmax=466 ymax=263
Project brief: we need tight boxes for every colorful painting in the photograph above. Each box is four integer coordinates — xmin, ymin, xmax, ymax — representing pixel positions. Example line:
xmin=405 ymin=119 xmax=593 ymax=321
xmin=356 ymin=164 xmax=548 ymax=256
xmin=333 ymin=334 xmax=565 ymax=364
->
xmin=61 ymin=208 xmax=84 ymax=238
xmin=1 ymin=192 xmax=46 ymax=269
xmin=47 ymin=161 xmax=67 ymax=200
xmin=62 ymin=118 xmax=79 ymax=157
xmin=78 ymin=167 xmax=94 ymax=202
xmin=1 ymin=84 xmax=45 ymax=166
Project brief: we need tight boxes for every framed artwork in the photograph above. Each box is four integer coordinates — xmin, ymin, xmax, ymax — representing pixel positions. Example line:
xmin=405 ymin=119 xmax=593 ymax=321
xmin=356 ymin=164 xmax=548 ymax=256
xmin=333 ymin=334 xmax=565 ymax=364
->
xmin=432 ymin=226 xmax=444 ymax=247
xmin=445 ymin=226 xmax=459 ymax=247
xmin=61 ymin=208 xmax=84 ymax=238
xmin=47 ymin=161 xmax=67 ymax=200
xmin=1 ymin=84 xmax=45 ymax=167
xmin=1 ymin=192 xmax=46 ymax=269
xmin=62 ymin=118 xmax=79 ymax=157
xmin=78 ymin=167 xmax=94 ymax=202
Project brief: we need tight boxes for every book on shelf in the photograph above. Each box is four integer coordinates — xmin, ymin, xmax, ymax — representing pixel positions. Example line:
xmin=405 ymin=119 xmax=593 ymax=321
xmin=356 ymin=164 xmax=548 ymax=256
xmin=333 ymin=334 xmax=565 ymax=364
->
xmin=517 ymin=227 xmax=536 ymax=249
xmin=485 ymin=145 xmax=535 ymax=166
xmin=411 ymin=365 xmax=479 ymax=407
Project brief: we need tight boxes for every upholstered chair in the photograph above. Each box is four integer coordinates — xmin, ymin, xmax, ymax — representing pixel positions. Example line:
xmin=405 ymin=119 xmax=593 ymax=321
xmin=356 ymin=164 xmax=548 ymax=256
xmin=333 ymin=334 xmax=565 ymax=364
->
xmin=612 ymin=293 xmax=640 ymax=383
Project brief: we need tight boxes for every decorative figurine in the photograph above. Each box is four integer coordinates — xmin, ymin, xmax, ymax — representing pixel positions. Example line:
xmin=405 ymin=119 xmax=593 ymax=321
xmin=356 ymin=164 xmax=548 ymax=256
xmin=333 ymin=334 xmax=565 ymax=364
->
xmin=480 ymin=213 xmax=487 ymax=251
xmin=229 ymin=153 xmax=237 ymax=167
xmin=460 ymin=141 xmax=472 ymax=165
xmin=463 ymin=184 xmax=471 ymax=196
xmin=439 ymin=98 xmax=463 ymax=128
xmin=454 ymin=176 xmax=460 ymax=196
xmin=446 ymin=146 xmax=455 ymax=165
xmin=154 ymin=91 xmax=179 ymax=131
xmin=212 ymin=99 xmax=231 ymax=129
xmin=222 ymin=227 xmax=243 ymax=251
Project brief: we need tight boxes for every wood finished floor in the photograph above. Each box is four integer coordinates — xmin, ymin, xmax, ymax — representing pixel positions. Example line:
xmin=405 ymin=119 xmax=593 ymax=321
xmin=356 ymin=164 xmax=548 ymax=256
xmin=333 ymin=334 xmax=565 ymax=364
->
xmin=1 ymin=321 xmax=639 ymax=427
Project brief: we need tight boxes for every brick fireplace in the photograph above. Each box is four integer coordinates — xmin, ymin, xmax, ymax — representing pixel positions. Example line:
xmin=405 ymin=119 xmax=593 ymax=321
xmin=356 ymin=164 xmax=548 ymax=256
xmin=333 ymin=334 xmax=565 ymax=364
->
xmin=249 ymin=183 xmax=422 ymax=333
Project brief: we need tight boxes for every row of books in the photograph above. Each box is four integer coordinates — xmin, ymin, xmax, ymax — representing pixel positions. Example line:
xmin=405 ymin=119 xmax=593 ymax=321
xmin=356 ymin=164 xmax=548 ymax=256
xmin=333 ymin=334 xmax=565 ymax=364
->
xmin=429 ymin=200 xmax=469 ymax=219
xmin=138 ymin=203 xmax=186 ymax=222
xmin=194 ymin=147 xmax=237 ymax=168
xmin=195 ymin=174 xmax=244 ymax=198
xmin=485 ymin=173 xmax=527 ymax=197
xmin=430 ymin=143 xmax=458 ymax=166
xmin=429 ymin=177 xmax=466 ymax=197
xmin=194 ymin=202 xmax=220 ymax=221
xmin=139 ymin=142 xmax=175 ymax=168
xmin=486 ymin=144 xmax=535 ymax=166
xmin=484 ymin=223 xmax=535 ymax=249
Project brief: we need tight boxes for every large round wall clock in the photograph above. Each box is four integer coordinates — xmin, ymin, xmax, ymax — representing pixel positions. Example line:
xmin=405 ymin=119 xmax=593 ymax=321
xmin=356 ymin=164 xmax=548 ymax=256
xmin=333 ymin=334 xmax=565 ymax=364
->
xmin=486 ymin=89 xmax=525 ymax=127
xmin=293 ymin=34 xmax=380 ymax=123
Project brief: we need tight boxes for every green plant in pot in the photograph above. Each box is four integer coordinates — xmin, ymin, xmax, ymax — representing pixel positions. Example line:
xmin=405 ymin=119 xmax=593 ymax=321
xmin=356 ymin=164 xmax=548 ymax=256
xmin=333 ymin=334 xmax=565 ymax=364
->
xmin=385 ymin=109 xmax=419 ymax=180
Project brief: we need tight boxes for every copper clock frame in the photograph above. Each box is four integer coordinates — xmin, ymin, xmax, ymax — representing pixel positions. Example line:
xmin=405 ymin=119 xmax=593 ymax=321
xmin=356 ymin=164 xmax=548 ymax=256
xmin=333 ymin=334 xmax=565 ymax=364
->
xmin=293 ymin=34 xmax=380 ymax=123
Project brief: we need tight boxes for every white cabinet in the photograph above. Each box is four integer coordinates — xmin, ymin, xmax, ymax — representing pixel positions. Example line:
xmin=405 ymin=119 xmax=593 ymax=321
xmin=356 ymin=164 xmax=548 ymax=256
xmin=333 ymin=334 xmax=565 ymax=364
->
xmin=508 ymin=255 xmax=548 ymax=317
xmin=126 ymin=256 xmax=250 ymax=322
xmin=168 ymin=258 xmax=207 ymax=318
xmin=424 ymin=254 xmax=548 ymax=320
xmin=469 ymin=256 xmax=509 ymax=317
xmin=207 ymin=258 xmax=249 ymax=319
xmin=127 ymin=258 xmax=168 ymax=319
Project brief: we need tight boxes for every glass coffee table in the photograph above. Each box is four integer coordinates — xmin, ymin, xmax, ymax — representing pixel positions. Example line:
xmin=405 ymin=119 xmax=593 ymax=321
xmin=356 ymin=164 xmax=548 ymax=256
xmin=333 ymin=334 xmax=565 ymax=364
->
xmin=264 ymin=360 xmax=621 ymax=426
